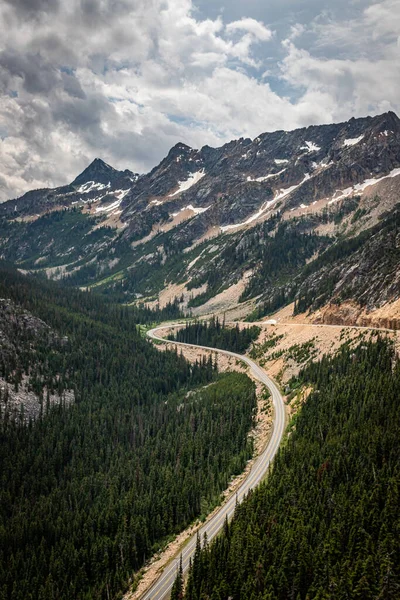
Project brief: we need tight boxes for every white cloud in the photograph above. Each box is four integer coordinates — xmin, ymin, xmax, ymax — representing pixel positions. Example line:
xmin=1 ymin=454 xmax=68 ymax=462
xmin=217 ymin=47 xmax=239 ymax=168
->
xmin=226 ymin=17 xmax=273 ymax=41
xmin=287 ymin=23 xmax=305 ymax=41
xmin=280 ymin=0 xmax=400 ymax=121
xmin=364 ymin=0 xmax=400 ymax=40
xmin=0 ymin=0 xmax=399 ymax=201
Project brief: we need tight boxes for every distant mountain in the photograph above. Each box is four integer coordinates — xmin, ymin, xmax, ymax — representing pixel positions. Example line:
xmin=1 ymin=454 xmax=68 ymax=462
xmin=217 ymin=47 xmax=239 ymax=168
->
xmin=119 ymin=110 xmax=400 ymax=238
xmin=71 ymin=158 xmax=120 ymax=187
xmin=2 ymin=111 xmax=400 ymax=321
xmin=71 ymin=157 xmax=139 ymax=191
xmin=0 ymin=158 xmax=140 ymax=217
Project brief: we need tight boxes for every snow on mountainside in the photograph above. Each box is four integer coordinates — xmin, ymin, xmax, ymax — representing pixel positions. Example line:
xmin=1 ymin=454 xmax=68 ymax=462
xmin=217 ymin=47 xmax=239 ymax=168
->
xmin=0 ymin=158 xmax=140 ymax=218
xmin=117 ymin=110 xmax=400 ymax=241
xmin=2 ymin=111 xmax=400 ymax=316
xmin=4 ymin=111 xmax=400 ymax=233
xmin=169 ymin=170 xmax=206 ymax=197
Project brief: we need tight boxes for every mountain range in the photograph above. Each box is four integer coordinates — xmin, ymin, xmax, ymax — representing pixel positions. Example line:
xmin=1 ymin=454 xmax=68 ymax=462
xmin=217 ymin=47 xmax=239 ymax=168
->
xmin=2 ymin=110 xmax=400 ymax=323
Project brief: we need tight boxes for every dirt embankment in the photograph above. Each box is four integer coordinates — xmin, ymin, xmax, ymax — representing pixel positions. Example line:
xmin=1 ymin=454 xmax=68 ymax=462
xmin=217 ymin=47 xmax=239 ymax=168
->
xmin=234 ymin=301 xmax=399 ymax=385
xmin=311 ymin=299 xmax=400 ymax=330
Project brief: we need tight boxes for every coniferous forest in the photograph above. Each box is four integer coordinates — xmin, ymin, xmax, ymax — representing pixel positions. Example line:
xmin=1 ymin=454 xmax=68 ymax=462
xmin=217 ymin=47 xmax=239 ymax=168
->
xmin=178 ymin=339 xmax=400 ymax=600
xmin=0 ymin=264 xmax=256 ymax=600
xmin=168 ymin=317 xmax=261 ymax=354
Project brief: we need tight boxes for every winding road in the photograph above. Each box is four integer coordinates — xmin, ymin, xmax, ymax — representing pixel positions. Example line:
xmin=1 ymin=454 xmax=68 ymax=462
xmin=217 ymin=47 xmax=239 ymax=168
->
xmin=140 ymin=325 xmax=286 ymax=600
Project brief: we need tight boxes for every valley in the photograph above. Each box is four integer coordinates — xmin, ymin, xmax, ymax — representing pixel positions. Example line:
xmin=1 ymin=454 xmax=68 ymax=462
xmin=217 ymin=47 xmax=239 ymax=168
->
xmin=123 ymin=315 xmax=398 ymax=600
xmin=1 ymin=111 xmax=400 ymax=600
xmin=2 ymin=0 xmax=400 ymax=594
xmin=129 ymin=325 xmax=286 ymax=600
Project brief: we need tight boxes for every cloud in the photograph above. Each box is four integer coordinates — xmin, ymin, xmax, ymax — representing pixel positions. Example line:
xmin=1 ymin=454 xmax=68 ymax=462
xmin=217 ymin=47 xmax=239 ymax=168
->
xmin=287 ymin=23 xmax=305 ymax=41
xmin=0 ymin=0 xmax=399 ymax=201
xmin=3 ymin=0 xmax=60 ymax=16
xmin=225 ymin=17 xmax=273 ymax=41
xmin=280 ymin=0 xmax=400 ymax=119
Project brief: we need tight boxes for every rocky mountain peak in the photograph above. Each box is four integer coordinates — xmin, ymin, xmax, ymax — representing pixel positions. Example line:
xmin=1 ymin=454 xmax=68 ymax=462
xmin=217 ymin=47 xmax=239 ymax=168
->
xmin=168 ymin=142 xmax=193 ymax=156
xmin=4 ymin=111 xmax=400 ymax=254
xmin=71 ymin=158 xmax=119 ymax=187
xmin=368 ymin=110 xmax=400 ymax=135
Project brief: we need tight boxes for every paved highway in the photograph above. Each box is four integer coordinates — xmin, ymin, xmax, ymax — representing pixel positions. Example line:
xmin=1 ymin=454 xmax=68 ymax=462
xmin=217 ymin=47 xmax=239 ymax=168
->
xmin=141 ymin=325 xmax=286 ymax=600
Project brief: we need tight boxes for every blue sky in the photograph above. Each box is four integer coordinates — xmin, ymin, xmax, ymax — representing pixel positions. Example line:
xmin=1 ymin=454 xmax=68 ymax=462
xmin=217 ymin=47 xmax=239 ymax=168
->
xmin=0 ymin=0 xmax=399 ymax=200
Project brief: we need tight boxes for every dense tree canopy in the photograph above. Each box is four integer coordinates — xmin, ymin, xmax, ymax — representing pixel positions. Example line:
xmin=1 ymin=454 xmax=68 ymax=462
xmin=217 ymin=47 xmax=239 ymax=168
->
xmin=0 ymin=264 xmax=256 ymax=600
xmin=168 ymin=317 xmax=260 ymax=354
xmin=181 ymin=339 xmax=400 ymax=599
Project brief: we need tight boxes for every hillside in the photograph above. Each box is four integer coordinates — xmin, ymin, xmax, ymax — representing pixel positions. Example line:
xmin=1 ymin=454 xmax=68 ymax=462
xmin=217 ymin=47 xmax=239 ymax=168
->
xmin=0 ymin=265 xmax=258 ymax=600
xmin=1 ymin=111 xmax=400 ymax=600
xmin=0 ymin=296 xmax=74 ymax=420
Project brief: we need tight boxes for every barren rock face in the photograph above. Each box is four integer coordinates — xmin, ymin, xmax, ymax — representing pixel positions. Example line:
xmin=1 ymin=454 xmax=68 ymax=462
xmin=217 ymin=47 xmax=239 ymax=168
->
xmin=0 ymin=299 xmax=74 ymax=420
xmin=4 ymin=111 xmax=400 ymax=231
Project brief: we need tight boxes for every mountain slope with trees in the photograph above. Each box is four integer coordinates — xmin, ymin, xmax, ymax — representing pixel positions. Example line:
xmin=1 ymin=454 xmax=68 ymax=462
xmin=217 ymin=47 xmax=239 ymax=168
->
xmin=0 ymin=265 xmax=256 ymax=600
xmin=179 ymin=338 xmax=400 ymax=600
xmin=1 ymin=112 xmax=400 ymax=318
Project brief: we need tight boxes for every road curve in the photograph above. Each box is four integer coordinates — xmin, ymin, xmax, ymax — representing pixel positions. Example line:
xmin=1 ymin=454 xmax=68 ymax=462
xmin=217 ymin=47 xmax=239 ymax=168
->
xmin=141 ymin=325 xmax=286 ymax=600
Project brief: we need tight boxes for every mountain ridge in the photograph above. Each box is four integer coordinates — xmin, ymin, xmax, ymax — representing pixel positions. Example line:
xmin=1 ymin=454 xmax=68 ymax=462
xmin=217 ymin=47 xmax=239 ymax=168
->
xmin=2 ymin=110 xmax=400 ymax=323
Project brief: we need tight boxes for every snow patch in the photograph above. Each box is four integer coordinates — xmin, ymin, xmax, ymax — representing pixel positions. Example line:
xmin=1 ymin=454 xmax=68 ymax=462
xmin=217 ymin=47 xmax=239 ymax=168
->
xmin=220 ymin=199 xmax=275 ymax=232
xmin=274 ymin=173 xmax=310 ymax=202
xmin=171 ymin=204 xmax=211 ymax=217
xmin=113 ymin=189 xmax=130 ymax=200
xmin=300 ymin=141 xmax=320 ymax=153
xmin=149 ymin=199 xmax=162 ymax=206
xmin=95 ymin=199 xmax=122 ymax=213
xmin=343 ymin=135 xmax=364 ymax=147
xmin=246 ymin=168 xmax=286 ymax=182
xmin=274 ymin=159 xmax=289 ymax=165
xmin=329 ymin=167 xmax=400 ymax=204
xmin=76 ymin=181 xmax=111 ymax=194
xmin=311 ymin=159 xmax=333 ymax=171
xmin=220 ymin=174 xmax=311 ymax=232
xmin=169 ymin=170 xmax=205 ymax=197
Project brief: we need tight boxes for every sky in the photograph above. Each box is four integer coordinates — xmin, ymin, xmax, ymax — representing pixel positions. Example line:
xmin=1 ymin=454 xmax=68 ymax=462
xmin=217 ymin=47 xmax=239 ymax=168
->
xmin=0 ymin=0 xmax=399 ymax=201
